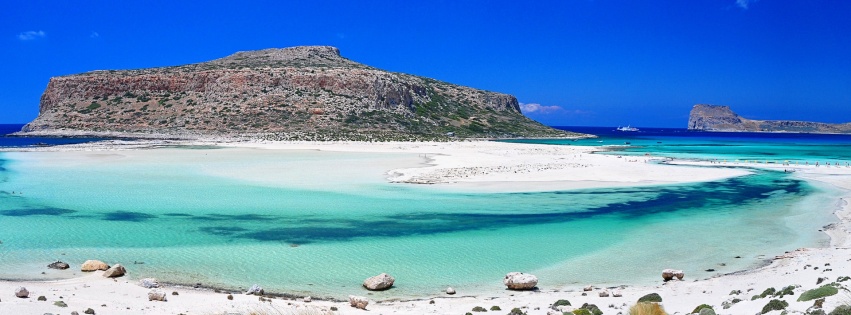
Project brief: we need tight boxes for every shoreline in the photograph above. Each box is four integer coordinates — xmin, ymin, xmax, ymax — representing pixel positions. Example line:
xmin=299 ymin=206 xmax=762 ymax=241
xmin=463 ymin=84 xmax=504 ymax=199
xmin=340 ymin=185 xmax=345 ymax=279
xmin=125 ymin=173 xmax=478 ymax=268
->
xmin=1 ymin=140 xmax=850 ymax=314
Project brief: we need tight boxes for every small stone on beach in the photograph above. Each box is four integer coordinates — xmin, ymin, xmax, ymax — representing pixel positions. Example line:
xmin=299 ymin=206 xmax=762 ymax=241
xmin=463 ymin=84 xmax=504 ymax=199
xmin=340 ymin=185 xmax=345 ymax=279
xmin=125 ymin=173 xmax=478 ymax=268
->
xmin=349 ymin=295 xmax=369 ymax=310
xmin=503 ymin=272 xmax=538 ymax=290
xmin=81 ymin=260 xmax=109 ymax=272
xmin=15 ymin=286 xmax=29 ymax=298
xmin=102 ymin=264 xmax=126 ymax=278
xmin=446 ymin=287 xmax=456 ymax=295
xmin=139 ymin=278 xmax=159 ymax=288
xmin=245 ymin=284 xmax=264 ymax=295
xmin=147 ymin=290 xmax=167 ymax=302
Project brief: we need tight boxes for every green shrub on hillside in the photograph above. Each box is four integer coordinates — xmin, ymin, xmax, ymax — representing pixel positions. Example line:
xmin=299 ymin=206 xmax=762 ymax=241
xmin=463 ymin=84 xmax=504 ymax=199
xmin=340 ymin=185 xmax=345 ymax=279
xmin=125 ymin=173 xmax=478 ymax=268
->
xmin=691 ymin=304 xmax=713 ymax=313
xmin=637 ymin=293 xmax=662 ymax=303
xmin=761 ymin=299 xmax=788 ymax=314
xmin=798 ymin=285 xmax=839 ymax=301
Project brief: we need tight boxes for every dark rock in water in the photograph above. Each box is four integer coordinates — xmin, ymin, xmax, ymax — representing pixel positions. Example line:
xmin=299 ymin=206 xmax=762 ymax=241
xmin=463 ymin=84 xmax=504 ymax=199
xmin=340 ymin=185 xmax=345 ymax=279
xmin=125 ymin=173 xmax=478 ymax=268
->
xmin=706 ymin=269 xmax=716 ymax=272
xmin=363 ymin=273 xmax=395 ymax=291
xmin=48 ymin=261 xmax=70 ymax=270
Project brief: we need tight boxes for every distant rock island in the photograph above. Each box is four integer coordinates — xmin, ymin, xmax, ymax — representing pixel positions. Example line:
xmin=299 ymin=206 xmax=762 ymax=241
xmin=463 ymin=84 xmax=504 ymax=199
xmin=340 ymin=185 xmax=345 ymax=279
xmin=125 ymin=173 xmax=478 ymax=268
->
xmin=18 ymin=46 xmax=580 ymax=140
xmin=688 ymin=104 xmax=851 ymax=134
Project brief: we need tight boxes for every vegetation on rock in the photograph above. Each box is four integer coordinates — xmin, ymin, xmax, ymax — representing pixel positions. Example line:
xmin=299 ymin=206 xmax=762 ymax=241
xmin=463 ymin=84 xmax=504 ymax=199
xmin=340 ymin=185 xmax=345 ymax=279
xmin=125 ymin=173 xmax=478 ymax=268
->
xmin=19 ymin=46 xmax=584 ymax=141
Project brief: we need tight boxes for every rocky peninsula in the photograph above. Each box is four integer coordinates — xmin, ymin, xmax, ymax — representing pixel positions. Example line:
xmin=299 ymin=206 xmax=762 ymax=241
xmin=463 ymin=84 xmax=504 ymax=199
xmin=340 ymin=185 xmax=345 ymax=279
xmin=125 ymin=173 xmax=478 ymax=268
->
xmin=688 ymin=104 xmax=851 ymax=133
xmin=15 ymin=46 xmax=580 ymax=141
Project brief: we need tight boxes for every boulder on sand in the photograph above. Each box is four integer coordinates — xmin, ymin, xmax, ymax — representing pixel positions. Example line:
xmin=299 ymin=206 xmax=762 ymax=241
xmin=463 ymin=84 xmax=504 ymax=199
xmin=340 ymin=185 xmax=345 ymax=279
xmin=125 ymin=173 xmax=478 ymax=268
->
xmin=15 ymin=286 xmax=29 ymax=298
xmin=81 ymin=260 xmax=109 ymax=272
xmin=503 ymin=272 xmax=538 ymax=290
xmin=48 ymin=261 xmax=70 ymax=270
xmin=245 ymin=284 xmax=264 ymax=295
xmin=446 ymin=287 xmax=456 ymax=295
xmin=103 ymin=264 xmax=126 ymax=278
xmin=363 ymin=273 xmax=395 ymax=291
xmin=148 ymin=289 xmax=167 ymax=301
xmin=139 ymin=278 xmax=160 ymax=289
xmin=349 ymin=295 xmax=369 ymax=309
xmin=662 ymin=269 xmax=684 ymax=281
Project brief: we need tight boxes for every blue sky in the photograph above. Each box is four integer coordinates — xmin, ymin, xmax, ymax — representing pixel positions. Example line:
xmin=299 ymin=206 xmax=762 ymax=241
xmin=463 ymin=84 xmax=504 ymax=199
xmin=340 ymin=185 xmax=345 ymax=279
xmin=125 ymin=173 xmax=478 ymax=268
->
xmin=2 ymin=0 xmax=850 ymax=127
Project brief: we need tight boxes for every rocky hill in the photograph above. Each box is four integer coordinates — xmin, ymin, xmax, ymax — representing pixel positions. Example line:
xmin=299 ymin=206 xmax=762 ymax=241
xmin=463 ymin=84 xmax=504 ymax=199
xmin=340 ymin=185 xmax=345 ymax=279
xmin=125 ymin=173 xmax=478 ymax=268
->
xmin=687 ymin=104 xmax=851 ymax=134
xmin=17 ymin=46 xmax=580 ymax=141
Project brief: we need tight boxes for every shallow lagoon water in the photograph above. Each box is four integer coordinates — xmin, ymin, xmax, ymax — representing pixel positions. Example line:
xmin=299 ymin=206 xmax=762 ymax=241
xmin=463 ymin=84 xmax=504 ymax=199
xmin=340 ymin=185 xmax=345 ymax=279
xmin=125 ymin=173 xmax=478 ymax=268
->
xmin=0 ymin=144 xmax=840 ymax=299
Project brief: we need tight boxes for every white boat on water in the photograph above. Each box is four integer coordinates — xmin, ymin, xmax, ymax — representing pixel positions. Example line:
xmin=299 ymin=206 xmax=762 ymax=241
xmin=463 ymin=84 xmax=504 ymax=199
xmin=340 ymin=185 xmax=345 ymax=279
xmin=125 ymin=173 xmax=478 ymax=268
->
xmin=617 ymin=125 xmax=639 ymax=132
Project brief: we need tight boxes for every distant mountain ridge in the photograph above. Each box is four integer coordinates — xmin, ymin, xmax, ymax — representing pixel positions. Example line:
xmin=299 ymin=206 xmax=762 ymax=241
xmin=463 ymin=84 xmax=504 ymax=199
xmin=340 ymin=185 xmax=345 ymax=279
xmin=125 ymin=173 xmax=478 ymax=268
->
xmin=687 ymin=104 xmax=851 ymax=134
xmin=17 ymin=46 xmax=581 ymax=140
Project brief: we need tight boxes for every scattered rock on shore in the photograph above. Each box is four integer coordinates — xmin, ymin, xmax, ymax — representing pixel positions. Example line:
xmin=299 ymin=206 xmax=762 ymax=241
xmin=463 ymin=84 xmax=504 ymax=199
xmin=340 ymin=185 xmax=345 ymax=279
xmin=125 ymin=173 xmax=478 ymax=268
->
xmin=14 ymin=286 xmax=28 ymax=298
xmin=48 ymin=261 xmax=70 ymax=270
xmin=446 ymin=287 xmax=456 ymax=295
xmin=245 ymin=284 xmax=264 ymax=295
xmin=81 ymin=260 xmax=109 ymax=272
xmin=139 ymin=278 xmax=159 ymax=289
xmin=102 ymin=264 xmax=126 ymax=278
xmin=503 ymin=272 xmax=538 ymax=290
xmin=349 ymin=295 xmax=369 ymax=309
xmin=363 ymin=273 xmax=395 ymax=291
xmin=662 ymin=269 xmax=684 ymax=281
xmin=148 ymin=289 xmax=167 ymax=302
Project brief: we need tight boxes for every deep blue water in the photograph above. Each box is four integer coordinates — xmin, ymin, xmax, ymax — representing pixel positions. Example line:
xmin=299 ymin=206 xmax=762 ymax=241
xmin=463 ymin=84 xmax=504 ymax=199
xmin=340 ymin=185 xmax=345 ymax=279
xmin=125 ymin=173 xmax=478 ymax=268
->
xmin=0 ymin=124 xmax=105 ymax=148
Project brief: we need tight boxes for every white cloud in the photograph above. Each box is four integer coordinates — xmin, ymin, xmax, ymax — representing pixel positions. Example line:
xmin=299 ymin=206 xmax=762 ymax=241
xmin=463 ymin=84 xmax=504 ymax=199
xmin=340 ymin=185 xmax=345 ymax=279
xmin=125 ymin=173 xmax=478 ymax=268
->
xmin=18 ymin=30 xmax=45 ymax=41
xmin=519 ymin=103 xmax=564 ymax=114
xmin=90 ymin=31 xmax=100 ymax=38
xmin=736 ymin=0 xmax=757 ymax=9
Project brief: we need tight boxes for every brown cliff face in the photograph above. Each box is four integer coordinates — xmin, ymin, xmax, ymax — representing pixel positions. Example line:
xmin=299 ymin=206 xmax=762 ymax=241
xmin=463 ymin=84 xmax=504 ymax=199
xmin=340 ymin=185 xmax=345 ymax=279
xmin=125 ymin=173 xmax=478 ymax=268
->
xmin=688 ymin=104 xmax=851 ymax=133
xmin=21 ymin=46 xmax=578 ymax=140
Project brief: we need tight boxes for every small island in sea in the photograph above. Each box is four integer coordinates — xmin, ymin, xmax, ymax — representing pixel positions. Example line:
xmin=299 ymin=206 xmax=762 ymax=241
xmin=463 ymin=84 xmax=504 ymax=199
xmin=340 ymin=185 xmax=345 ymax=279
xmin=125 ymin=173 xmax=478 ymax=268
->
xmin=688 ymin=104 xmax=851 ymax=134
xmin=2 ymin=47 xmax=851 ymax=315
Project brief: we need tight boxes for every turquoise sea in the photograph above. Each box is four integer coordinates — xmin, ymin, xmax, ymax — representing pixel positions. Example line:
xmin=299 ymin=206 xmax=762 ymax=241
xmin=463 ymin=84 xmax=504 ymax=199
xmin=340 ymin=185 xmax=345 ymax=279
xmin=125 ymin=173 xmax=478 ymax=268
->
xmin=0 ymin=125 xmax=849 ymax=300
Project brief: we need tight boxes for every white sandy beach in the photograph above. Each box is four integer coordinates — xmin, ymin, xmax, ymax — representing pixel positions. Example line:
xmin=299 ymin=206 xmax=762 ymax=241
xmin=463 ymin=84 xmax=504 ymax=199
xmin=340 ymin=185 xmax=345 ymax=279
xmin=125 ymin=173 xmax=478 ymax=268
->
xmin=1 ymin=140 xmax=850 ymax=315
